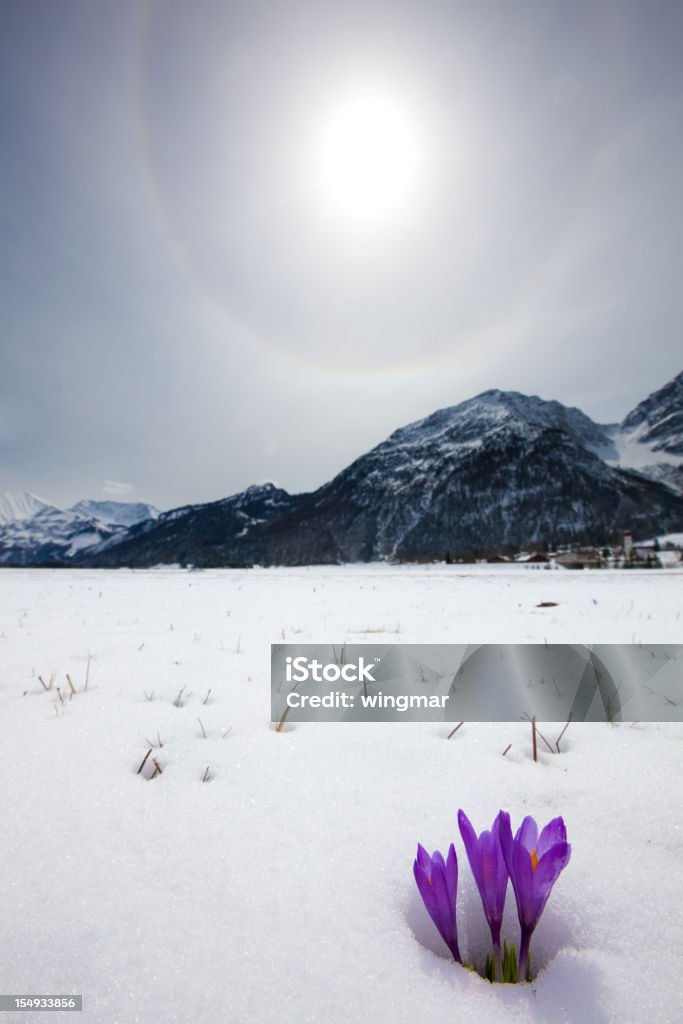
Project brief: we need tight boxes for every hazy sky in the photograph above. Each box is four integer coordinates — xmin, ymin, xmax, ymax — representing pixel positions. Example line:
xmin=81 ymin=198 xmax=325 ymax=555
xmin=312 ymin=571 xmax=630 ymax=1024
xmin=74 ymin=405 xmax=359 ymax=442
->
xmin=2 ymin=0 xmax=682 ymax=510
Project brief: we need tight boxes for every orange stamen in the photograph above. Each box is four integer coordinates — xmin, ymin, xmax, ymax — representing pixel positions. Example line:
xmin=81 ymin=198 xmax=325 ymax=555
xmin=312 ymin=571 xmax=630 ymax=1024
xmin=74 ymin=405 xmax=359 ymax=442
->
xmin=531 ymin=849 xmax=539 ymax=870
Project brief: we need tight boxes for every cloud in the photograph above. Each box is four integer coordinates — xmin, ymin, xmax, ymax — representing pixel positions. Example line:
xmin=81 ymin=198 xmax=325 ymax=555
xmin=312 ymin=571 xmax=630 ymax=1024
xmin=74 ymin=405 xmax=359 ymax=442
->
xmin=102 ymin=480 xmax=133 ymax=498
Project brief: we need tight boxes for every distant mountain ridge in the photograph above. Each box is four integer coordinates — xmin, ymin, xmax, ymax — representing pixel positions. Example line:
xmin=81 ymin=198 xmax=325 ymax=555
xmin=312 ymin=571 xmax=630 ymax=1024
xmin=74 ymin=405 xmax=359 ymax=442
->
xmin=0 ymin=495 xmax=159 ymax=566
xmin=2 ymin=371 xmax=683 ymax=566
xmin=0 ymin=491 xmax=54 ymax=525
xmin=69 ymin=500 xmax=160 ymax=528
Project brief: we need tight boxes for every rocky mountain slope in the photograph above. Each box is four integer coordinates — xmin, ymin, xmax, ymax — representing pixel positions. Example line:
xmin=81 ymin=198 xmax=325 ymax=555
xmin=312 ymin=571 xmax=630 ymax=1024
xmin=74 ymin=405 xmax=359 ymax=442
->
xmin=87 ymin=484 xmax=299 ymax=567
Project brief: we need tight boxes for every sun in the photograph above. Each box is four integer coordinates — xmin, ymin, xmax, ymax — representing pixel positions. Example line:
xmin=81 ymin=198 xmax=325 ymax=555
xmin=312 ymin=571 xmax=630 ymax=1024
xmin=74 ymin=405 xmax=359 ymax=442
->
xmin=316 ymin=92 xmax=421 ymax=225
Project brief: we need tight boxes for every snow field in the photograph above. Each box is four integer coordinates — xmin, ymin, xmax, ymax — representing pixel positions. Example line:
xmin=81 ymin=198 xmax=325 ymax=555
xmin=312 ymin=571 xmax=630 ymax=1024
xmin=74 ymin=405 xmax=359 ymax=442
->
xmin=0 ymin=565 xmax=681 ymax=1024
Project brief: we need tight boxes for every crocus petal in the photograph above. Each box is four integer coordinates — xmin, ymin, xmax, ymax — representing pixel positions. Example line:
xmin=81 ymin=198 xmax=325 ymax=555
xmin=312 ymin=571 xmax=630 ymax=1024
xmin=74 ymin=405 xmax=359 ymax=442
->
xmin=520 ymin=841 xmax=571 ymax=928
xmin=508 ymin=838 xmax=538 ymax=930
xmin=414 ymin=859 xmax=438 ymax=916
xmin=535 ymin=841 xmax=571 ymax=894
xmin=516 ymin=815 xmax=539 ymax=852
xmin=431 ymin=849 xmax=447 ymax=879
xmin=416 ymin=843 xmax=432 ymax=875
xmin=497 ymin=811 xmax=514 ymax=866
xmin=488 ymin=815 xmax=509 ymax=900
xmin=445 ymin=843 xmax=458 ymax=912
xmin=457 ymin=810 xmax=478 ymax=866
xmin=413 ymin=860 xmax=446 ymax=935
xmin=536 ymin=817 xmax=567 ymax=859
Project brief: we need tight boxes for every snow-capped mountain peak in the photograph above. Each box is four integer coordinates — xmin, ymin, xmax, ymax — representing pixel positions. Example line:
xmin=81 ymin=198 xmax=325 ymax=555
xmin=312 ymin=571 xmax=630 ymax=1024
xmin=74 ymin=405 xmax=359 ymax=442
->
xmin=0 ymin=491 xmax=57 ymax=525
xmin=69 ymin=500 xmax=160 ymax=528
xmin=619 ymin=371 xmax=683 ymax=452
xmin=385 ymin=388 xmax=615 ymax=460
xmin=0 ymin=494 xmax=161 ymax=566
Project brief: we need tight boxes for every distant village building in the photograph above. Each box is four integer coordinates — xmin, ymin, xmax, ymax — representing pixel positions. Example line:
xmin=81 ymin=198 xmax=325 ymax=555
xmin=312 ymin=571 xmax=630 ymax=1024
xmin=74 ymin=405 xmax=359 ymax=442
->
xmin=480 ymin=532 xmax=681 ymax=570
xmin=554 ymin=550 xmax=601 ymax=570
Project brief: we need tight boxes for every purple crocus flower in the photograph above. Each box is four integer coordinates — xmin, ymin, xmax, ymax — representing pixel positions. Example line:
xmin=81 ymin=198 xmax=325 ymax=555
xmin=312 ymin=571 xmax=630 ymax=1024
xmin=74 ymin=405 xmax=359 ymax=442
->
xmin=458 ymin=809 xmax=508 ymax=951
xmin=498 ymin=811 xmax=571 ymax=979
xmin=413 ymin=843 xmax=462 ymax=962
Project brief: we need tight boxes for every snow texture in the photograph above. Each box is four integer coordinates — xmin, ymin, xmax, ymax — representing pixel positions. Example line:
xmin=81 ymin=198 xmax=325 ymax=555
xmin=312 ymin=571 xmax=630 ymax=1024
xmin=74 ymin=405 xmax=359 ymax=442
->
xmin=0 ymin=565 xmax=681 ymax=1024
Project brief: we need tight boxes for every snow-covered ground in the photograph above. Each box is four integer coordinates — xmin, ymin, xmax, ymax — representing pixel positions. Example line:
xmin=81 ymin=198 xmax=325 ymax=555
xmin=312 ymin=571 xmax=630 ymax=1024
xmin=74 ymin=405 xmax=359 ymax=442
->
xmin=1 ymin=565 xmax=681 ymax=1024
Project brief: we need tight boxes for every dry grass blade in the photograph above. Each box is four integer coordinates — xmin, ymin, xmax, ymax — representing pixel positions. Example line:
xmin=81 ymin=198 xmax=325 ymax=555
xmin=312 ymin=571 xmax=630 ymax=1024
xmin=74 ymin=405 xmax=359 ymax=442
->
xmin=534 ymin=723 xmax=555 ymax=754
xmin=276 ymin=704 xmax=291 ymax=733
xmin=555 ymin=716 xmax=572 ymax=752
xmin=523 ymin=712 xmax=554 ymax=755
xmin=447 ymin=721 xmax=464 ymax=740
xmin=39 ymin=671 xmax=56 ymax=691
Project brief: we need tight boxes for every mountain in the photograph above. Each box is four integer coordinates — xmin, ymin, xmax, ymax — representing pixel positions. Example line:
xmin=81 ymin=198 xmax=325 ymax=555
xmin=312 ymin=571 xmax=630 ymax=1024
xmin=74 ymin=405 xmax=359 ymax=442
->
xmin=0 ymin=491 xmax=55 ymax=525
xmin=83 ymin=483 xmax=300 ymax=567
xmin=0 ymin=494 xmax=159 ymax=566
xmin=194 ymin=388 xmax=681 ymax=565
xmin=606 ymin=371 xmax=683 ymax=494
xmin=0 ymin=507 xmax=120 ymax=566
xmin=69 ymin=500 xmax=160 ymax=527
xmin=3 ymin=371 xmax=683 ymax=567
xmin=81 ymin=374 xmax=683 ymax=568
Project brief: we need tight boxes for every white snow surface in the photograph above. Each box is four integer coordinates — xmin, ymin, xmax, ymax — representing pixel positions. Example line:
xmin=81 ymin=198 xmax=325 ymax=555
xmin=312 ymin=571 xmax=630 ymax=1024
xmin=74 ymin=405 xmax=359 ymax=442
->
xmin=0 ymin=564 xmax=681 ymax=1024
